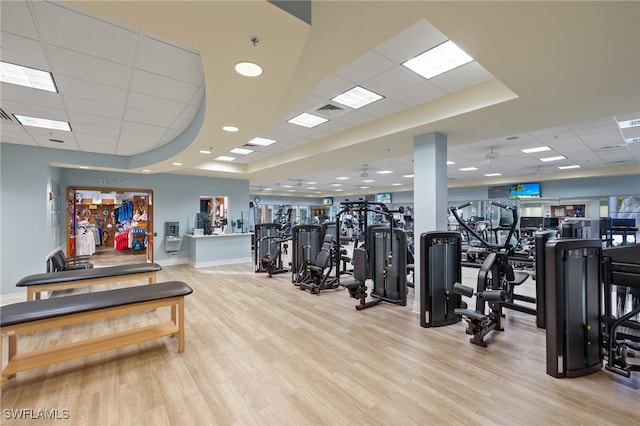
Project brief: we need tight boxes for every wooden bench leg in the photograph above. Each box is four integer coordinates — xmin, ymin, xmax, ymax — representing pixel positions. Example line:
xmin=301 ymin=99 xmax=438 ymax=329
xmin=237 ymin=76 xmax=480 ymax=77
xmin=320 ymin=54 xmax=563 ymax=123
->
xmin=177 ymin=299 xmax=185 ymax=353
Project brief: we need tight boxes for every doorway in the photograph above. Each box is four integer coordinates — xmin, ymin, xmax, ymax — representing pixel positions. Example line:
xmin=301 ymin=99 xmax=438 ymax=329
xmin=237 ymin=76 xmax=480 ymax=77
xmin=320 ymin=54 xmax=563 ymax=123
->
xmin=67 ymin=186 xmax=154 ymax=265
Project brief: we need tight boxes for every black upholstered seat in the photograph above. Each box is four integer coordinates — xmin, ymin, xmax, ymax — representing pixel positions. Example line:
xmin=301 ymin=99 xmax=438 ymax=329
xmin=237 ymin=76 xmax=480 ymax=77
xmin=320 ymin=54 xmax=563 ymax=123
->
xmin=16 ymin=263 xmax=162 ymax=287
xmin=2 ymin=281 xmax=192 ymax=327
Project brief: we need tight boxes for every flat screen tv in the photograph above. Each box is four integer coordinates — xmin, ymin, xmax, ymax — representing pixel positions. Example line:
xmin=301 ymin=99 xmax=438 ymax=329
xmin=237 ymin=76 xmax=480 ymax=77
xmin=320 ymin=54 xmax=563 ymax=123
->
xmin=509 ymin=182 xmax=541 ymax=199
xmin=322 ymin=197 xmax=333 ymax=206
xmin=375 ymin=193 xmax=391 ymax=204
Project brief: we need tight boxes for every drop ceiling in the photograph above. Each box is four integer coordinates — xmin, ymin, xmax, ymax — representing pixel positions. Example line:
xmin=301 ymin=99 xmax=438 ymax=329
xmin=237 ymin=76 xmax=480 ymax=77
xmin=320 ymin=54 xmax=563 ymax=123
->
xmin=1 ymin=1 xmax=638 ymax=197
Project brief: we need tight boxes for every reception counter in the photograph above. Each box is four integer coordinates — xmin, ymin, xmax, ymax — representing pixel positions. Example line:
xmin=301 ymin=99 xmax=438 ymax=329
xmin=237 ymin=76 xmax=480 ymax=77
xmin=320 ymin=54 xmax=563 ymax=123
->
xmin=184 ymin=233 xmax=252 ymax=268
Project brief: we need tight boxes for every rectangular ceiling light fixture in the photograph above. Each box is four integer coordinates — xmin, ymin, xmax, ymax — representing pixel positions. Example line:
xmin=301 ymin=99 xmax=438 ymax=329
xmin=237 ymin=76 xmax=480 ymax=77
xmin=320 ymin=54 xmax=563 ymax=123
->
xmin=331 ymin=86 xmax=383 ymax=109
xmin=0 ymin=61 xmax=58 ymax=92
xmin=617 ymin=118 xmax=640 ymax=129
xmin=288 ymin=112 xmax=328 ymax=128
xmin=558 ymin=165 xmax=580 ymax=169
xmin=14 ymin=114 xmax=71 ymax=131
xmin=230 ymin=147 xmax=254 ymax=155
xmin=246 ymin=137 xmax=277 ymax=146
xmin=521 ymin=146 xmax=551 ymax=154
xmin=215 ymin=156 xmax=236 ymax=162
xmin=402 ymin=40 xmax=473 ymax=79
xmin=540 ymin=155 xmax=566 ymax=162
xmin=459 ymin=167 xmax=478 ymax=171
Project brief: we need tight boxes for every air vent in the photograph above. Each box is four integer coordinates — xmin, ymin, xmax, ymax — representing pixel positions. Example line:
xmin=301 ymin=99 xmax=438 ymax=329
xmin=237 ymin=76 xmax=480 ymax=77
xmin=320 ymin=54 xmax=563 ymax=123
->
xmin=0 ymin=108 xmax=12 ymax=121
xmin=598 ymin=144 xmax=624 ymax=150
xmin=48 ymin=138 xmax=65 ymax=143
xmin=313 ymin=101 xmax=348 ymax=119
xmin=316 ymin=103 xmax=343 ymax=112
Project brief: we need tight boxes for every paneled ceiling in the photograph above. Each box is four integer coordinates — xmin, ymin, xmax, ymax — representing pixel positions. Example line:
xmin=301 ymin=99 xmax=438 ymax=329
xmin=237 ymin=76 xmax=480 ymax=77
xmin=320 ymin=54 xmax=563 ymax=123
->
xmin=1 ymin=1 xmax=638 ymax=197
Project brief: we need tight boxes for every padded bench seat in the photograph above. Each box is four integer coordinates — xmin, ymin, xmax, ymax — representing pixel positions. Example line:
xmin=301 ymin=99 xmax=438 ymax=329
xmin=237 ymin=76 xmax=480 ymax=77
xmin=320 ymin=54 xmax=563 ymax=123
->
xmin=16 ymin=262 xmax=162 ymax=301
xmin=1 ymin=281 xmax=193 ymax=385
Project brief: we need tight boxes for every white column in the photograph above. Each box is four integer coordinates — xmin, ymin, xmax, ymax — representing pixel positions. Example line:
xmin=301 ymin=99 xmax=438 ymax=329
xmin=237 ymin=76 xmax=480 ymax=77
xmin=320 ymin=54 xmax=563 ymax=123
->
xmin=412 ymin=132 xmax=448 ymax=313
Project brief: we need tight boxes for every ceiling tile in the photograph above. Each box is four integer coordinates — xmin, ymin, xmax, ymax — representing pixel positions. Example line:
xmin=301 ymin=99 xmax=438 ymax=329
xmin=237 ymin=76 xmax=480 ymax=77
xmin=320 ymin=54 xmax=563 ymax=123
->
xmin=0 ymin=1 xmax=38 ymax=39
xmin=429 ymin=62 xmax=494 ymax=94
xmin=334 ymin=51 xmax=396 ymax=83
xmin=130 ymin=70 xmax=199 ymax=103
xmin=55 ymin=75 xmax=128 ymax=107
xmin=0 ymin=32 xmax=50 ymax=70
xmin=363 ymin=65 xmax=425 ymax=98
xmin=392 ymin=80 xmax=446 ymax=107
xmin=374 ymin=19 xmax=448 ymax=63
xmin=137 ymin=36 xmax=203 ymax=84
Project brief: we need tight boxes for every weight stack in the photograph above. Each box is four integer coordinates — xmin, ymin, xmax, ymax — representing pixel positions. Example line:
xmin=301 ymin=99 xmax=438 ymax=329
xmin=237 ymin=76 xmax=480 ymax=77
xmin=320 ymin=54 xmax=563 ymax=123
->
xmin=545 ymin=239 xmax=602 ymax=378
xmin=420 ymin=231 xmax=462 ymax=327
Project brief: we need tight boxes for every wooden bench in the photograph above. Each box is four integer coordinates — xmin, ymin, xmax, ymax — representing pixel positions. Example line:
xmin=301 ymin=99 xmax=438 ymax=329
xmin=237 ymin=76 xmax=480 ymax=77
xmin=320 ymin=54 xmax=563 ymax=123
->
xmin=16 ymin=262 xmax=162 ymax=301
xmin=1 ymin=281 xmax=193 ymax=385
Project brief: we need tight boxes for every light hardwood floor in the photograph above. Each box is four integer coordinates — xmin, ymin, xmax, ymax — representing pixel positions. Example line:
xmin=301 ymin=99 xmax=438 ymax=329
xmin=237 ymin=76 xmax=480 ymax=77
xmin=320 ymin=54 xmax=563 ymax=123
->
xmin=1 ymin=262 xmax=638 ymax=425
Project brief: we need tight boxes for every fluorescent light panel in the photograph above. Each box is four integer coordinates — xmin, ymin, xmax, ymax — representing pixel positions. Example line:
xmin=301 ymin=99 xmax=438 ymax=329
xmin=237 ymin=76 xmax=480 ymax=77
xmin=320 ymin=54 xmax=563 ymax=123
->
xmin=288 ymin=112 xmax=328 ymax=128
xmin=558 ymin=165 xmax=581 ymax=169
xmin=0 ymin=61 xmax=57 ymax=92
xmin=331 ymin=86 xmax=383 ymax=109
xmin=521 ymin=146 xmax=551 ymax=154
xmin=617 ymin=118 xmax=640 ymax=129
xmin=215 ymin=156 xmax=236 ymax=162
xmin=376 ymin=170 xmax=393 ymax=174
xmin=402 ymin=40 xmax=473 ymax=79
xmin=230 ymin=147 xmax=254 ymax=155
xmin=540 ymin=155 xmax=566 ymax=162
xmin=246 ymin=137 xmax=277 ymax=146
xmin=459 ymin=167 xmax=478 ymax=171
xmin=484 ymin=173 xmax=502 ymax=177
xmin=14 ymin=114 xmax=70 ymax=131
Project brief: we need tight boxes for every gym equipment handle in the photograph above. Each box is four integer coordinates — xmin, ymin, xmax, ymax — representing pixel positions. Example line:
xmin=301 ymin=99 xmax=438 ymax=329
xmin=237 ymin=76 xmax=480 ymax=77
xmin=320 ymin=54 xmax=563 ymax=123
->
xmin=489 ymin=201 xmax=512 ymax=210
xmin=481 ymin=289 xmax=506 ymax=302
xmin=450 ymin=202 xmax=471 ymax=211
xmin=453 ymin=283 xmax=474 ymax=297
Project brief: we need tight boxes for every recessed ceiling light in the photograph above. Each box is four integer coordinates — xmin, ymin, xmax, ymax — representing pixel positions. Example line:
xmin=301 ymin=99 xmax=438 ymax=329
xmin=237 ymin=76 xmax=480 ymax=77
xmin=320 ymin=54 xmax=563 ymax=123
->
xmin=199 ymin=149 xmax=212 ymax=154
xmin=234 ymin=61 xmax=262 ymax=77
xmin=459 ymin=167 xmax=478 ymax=171
xmin=447 ymin=161 xmax=455 ymax=165
xmin=306 ymin=181 xmax=318 ymax=184
xmin=172 ymin=162 xmax=183 ymax=166
xmin=288 ymin=112 xmax=328 ymax=128
xmin=335 ymin=189 xmax=344 ymax=192
xmin=521 ymin=146 xmax=551 ymax=154
xmin=142 ymin=169 xmax=151 ymax=173
xmin=336 ymin=176 xmax=350 ymax=180
xmin=283 ymin=185 xmax=293 ymax=188
xmin=331 ymin=86 xmax=384 ymax=109
xmin=307 ymin=187 xmax=317 ymax=190
xmin=558 ymin=165 xmax=581 ymax=169
xmin=376 ymin=170 xmax=393 ymax=174
xmin=79 ymin=166 xmax=90 ymax=170
xmin=246 ymin=137 xmax=277 ymax=146
xmin=484 ymin=173 xmax=502 ymax=177
xmin=264 ymin=188 xmax=273 ymax=191
xmin=331 ymin=183 xmax=342 ymax=187
xmin=14 ymin=114 xmax=70 ymax=131
xmin=287 ymin=189 xmax=296 ymax=192
xmin=222 ymin=125 xmax=239 ymax=132
xmin=0 ymin=61 xmax=57 ymax=92
xmin=230 ymin=147 xmax=254 ymax=155
xmin=215 ymin=156 xmax=236 ymax=162
xmin=362 ymin=179 xmax=375 ymax=183
xmin=403 ymin=174 xmax=414 ymax=178
xmin=402 ymin=40 xmax=473 ymax=79
xmin=617 ymin=118 xmax=640 ymax=129
xmin=360 ymin=186 xmax=370 ymax=189
xmin=391 ymin=183 xmax=403 ymax=186
xmin=540 ymin=155 xmax=566 ymax=162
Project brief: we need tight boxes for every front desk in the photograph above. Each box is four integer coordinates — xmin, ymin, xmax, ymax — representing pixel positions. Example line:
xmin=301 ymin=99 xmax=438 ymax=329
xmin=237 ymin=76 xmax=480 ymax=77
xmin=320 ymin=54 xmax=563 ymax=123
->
xmin=184 ymin=233 xmax=252 ymax=268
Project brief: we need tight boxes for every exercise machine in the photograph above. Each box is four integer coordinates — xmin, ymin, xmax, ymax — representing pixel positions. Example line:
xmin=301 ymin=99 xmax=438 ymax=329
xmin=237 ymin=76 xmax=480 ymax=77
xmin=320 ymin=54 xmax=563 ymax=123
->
xmin=450 ymin=201 xmax=529 ymax=346
xmin=419 ymin=231 xmax=462 ymax=327
xmin=601 ymin=243 xmax=640 ymax=378
xmin=297 ymin=234 xmax=339 ymax=294
xmin=291 ymin=224 xmax=322 ymax=283
xmin=545 ymin=238 xmax=602 ymax=377
xmin=254 ymin=223 xmax=289 ymax=276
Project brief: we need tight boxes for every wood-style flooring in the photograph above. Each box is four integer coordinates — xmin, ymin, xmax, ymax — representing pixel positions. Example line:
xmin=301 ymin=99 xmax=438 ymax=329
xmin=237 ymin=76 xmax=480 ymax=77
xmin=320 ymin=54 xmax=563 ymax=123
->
xmin=1 ymin=259 xmax=638 ymax=425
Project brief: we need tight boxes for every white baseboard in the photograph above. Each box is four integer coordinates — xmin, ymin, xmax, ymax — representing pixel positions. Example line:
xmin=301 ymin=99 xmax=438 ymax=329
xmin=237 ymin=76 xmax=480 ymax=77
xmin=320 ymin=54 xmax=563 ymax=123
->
xmin=155 ymin=257 xmax=189 ymax=267
xmin=187 ymin=257 xmax=251 ymax=269
xmin=1 ymin=292 xmax=26 ymax=306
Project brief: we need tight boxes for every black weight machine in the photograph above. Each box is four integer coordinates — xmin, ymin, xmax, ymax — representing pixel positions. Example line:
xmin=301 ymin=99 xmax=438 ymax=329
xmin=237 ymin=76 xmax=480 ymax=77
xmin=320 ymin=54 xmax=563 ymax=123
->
xmin=335 ymin=200 xmax=408 ymax=310
xmin=297 ymin=234 xmax=340 ymax=294
xmin=450 ymin=201 xmax=530 ymax=346
xmin=254 ymin=223 xmax=289 ymax=277
xmin=290 ymin=224 xmax=322 ymax=283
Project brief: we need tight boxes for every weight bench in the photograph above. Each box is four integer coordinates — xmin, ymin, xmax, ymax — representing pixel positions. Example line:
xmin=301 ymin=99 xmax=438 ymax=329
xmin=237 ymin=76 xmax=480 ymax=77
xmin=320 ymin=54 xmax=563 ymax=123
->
xmin=1 ymin=281 xmax=193 ymax=385
xmin=16 ymin=262 xmax=162 ymax=302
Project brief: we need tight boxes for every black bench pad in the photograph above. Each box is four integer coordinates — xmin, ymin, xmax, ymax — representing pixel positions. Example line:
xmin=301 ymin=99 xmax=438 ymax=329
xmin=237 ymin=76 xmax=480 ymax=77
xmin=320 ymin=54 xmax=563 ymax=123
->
xmin=1 ymin=281 xmax=192 ymax=327
xmin=16 ymin=263 xmax=162 ymax=287
xmin=454 ymin=308 xmax=488 ymax=322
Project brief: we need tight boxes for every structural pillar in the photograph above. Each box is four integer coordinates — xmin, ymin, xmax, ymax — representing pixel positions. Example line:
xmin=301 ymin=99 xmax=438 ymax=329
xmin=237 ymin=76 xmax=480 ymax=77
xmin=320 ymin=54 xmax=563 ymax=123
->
xmin=412 ymin=132 xmax=448 ymax=313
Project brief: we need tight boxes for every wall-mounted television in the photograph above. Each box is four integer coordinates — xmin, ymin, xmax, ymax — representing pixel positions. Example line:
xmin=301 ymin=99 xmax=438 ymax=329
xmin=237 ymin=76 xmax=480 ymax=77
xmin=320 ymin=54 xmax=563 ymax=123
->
xmin=509 ymin=182 xmax=541 ymax=199
xmin=375 ymin=193 xmax=392 ymax=204
xmin=322 ymin=197 xmax=333 ymax=206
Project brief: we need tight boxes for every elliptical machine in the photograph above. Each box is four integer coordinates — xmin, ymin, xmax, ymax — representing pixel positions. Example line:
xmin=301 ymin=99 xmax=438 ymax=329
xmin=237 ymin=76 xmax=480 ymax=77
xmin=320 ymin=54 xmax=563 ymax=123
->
xmin=449 ymin=201 xmax=528 ymax=346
